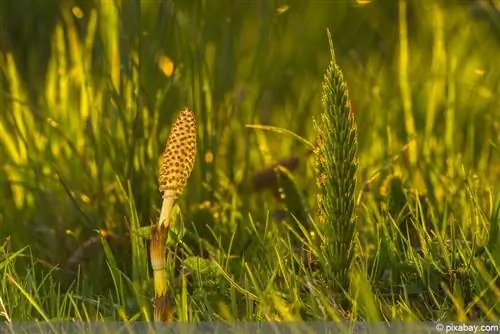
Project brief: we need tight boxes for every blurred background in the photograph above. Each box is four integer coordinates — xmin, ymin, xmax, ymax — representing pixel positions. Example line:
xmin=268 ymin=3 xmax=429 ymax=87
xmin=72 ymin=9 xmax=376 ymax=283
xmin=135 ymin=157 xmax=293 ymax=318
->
xmin=1 ymin=0 xmax=500 ymax=293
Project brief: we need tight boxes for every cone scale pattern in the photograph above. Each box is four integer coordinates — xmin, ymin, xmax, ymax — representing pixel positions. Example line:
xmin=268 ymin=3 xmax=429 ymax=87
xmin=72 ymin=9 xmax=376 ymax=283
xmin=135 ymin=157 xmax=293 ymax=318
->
xmin=158 ymin=108 xmax=197 ymax=228
xmin=159 ymin=108 xmax=197 ymax=197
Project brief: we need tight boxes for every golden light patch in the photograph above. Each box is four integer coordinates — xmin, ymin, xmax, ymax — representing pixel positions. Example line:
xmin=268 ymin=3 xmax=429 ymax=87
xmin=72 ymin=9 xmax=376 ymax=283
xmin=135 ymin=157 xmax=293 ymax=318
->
xmin=204 ymin=151 xmax=214 ymax=164
xmin=80 ymin=194 xmax=91 ymax=203
xmin=158 ymin=55 xmax=174 ymax=77
xmin=276 ymin=5 xmax=290 ymax=14
xmin=474 ymin=69 xmax=485 ymax=76
xmin=47 ymin=118 xmax=59 ymax=128
xmin=72 ymin=6 xmax=84 ymax=19
xmin=355 ymin=0 xmax=372 ymax=5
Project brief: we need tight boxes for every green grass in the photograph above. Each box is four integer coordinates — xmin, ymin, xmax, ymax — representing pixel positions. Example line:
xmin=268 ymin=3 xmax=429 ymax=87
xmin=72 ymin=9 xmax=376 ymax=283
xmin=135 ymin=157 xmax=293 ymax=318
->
xmin=1 ymin=0 xmax=500 ymax=323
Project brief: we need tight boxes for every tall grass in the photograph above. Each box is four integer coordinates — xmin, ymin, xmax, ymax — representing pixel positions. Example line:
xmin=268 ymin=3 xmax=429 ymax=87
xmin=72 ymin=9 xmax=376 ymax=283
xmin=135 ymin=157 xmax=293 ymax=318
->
xmin=1 ymin=0 xmax=500 ymax=322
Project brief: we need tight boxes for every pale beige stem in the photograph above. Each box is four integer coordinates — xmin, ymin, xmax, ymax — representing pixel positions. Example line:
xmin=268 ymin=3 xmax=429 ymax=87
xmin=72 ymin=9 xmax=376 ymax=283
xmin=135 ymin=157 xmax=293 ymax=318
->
xmin=159 ymin=190 xmax=177 ymax=228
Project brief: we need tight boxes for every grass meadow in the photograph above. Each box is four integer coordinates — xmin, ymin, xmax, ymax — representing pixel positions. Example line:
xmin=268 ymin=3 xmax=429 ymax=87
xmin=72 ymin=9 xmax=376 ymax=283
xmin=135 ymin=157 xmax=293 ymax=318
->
xmin=1 ymin=0 xmax=500 ymax=323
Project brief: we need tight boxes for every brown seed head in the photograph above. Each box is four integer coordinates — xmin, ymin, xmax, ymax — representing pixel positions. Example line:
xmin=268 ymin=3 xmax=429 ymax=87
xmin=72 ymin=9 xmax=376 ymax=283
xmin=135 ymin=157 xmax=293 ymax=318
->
xmin=159 ymin=108 xmax=197 ymax=196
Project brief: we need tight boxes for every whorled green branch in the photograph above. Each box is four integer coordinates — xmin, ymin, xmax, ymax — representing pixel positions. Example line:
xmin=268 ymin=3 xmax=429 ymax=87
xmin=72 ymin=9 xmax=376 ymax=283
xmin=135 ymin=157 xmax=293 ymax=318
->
xmin=314 ymin=30 xmax=358 ymax=295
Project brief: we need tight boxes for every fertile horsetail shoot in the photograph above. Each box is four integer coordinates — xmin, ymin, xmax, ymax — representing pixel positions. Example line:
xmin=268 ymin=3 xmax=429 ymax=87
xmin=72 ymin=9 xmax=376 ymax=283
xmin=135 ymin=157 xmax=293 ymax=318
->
xmin=151 ymin=108 xmax=197 ymax=322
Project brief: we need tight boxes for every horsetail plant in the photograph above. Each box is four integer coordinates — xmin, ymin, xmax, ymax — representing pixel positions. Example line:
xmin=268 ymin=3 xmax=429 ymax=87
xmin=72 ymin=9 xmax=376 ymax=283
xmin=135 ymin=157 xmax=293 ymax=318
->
xmin=151 ymin=108 xmax=197 ymax=322
xmin=314 ymin=31 xmax=358 ymax=308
